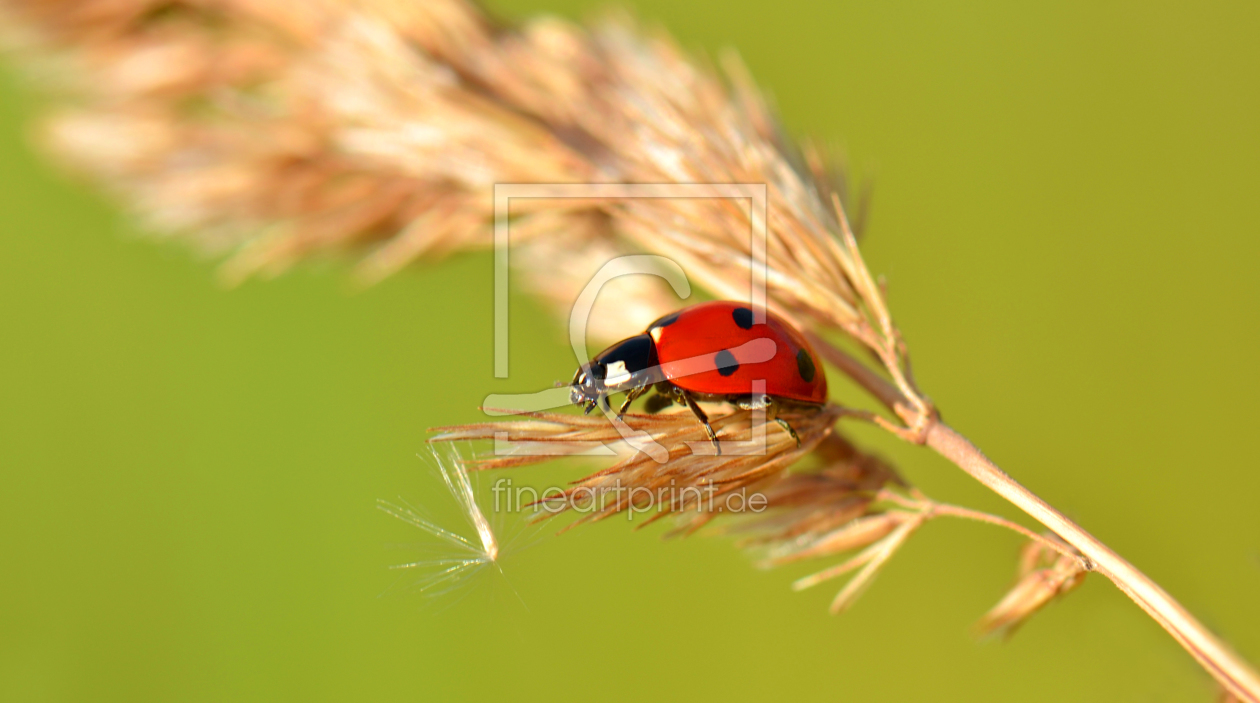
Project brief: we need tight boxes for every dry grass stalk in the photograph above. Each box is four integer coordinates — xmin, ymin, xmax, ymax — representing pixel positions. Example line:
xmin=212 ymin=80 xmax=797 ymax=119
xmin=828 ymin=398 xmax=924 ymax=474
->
xmin=2 ymin=0 xmax=1257 ymax=699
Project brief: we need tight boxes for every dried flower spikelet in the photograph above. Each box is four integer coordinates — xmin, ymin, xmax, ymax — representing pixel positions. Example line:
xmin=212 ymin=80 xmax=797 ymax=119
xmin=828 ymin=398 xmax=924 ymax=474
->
xmin=976 ymin=535 xmax=1087 ymax=638
xmin=430 ymin=407 xmax=930 ymax=618
xmin=466 ymin=13 xmax=889 ymax=337
xmin=431 ymin=405 xmax=842 ymax=529
xmin=727 ymin=433 xmax=906 ymax=546
xmin=376 ymin=444 xmax=502 ymax=595
xmin=0 ymin=0 xmax=689 ymax=335
xmin=716 ymin=434 xmax=923 ymax=614
xmin=508 ymin=210 xmax=681 ymax=342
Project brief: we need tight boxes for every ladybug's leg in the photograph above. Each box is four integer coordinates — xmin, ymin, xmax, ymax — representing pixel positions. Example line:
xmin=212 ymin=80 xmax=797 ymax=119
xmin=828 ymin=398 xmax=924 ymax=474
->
xmin=615 ymin=385 xmax=649 ymax=420
xmin=737 ymin=395 xmax=802 ymax=448
xmin=764 ymin=398 xmax=802 ymax=448
xmin=730 ymin=394 xmax=802 ymax=448
xmin=679 ymin=389 xmax=720 ymax=454
xmin=615 ymin=394 xmax=633 ymax=419
xmin=774 ymin=418 xmax=802 ymax=448
xmin=750 ymin=400 xmax=801 ymax=448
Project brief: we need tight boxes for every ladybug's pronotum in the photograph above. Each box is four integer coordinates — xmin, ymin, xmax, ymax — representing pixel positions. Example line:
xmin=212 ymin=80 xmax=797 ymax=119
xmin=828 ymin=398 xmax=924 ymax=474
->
xmin=570 ymin=301 xmax=827 ymax=450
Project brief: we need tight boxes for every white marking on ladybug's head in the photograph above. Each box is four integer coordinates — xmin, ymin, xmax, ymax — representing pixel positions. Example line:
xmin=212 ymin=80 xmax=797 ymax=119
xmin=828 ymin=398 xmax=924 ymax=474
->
xmin=603 ymin=360 xmax=631 ymax=387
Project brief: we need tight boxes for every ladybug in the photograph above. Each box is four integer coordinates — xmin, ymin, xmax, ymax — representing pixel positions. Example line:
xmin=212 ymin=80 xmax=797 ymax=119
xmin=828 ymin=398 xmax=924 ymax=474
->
xmin=569 ymin=301 xmax=827 ymax=450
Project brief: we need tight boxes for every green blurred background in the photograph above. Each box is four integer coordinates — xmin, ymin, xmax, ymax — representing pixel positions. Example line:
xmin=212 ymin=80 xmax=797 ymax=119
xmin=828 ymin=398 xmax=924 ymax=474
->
xmin=2 ymin=0 xmax=1258 ymax=700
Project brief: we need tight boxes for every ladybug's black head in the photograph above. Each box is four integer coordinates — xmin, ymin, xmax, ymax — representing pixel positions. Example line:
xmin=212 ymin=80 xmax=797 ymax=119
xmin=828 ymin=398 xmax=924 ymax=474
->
xmin=570 ymin=333 xmax=662 ymax=414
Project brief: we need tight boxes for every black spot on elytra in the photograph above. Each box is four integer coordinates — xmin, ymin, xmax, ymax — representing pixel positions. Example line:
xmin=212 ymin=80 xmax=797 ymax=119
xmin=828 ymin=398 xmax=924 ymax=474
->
xmin=650 ymin=311 xmax=680 ymax=330
xmin=796 ymin=349 xmax=817 ymax=383
xmin=731 ymin=306 xmax=754 ymax=330
xmin=714 ymin=349 xmax=740 ymax=377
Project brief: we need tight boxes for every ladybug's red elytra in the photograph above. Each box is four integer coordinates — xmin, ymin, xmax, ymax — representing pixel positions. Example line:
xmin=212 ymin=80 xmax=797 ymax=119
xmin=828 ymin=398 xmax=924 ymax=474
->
xmin=569 ymin=301 xmax=828 ymax=451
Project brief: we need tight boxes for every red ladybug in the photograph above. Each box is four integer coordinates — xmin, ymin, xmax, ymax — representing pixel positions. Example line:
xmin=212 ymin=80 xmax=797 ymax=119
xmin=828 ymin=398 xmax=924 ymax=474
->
xmin=570 ymin=301 xmax=827 ymax=449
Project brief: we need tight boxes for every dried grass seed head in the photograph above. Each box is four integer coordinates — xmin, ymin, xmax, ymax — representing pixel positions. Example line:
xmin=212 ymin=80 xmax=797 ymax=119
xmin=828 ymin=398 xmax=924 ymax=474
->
xmin=1 ymin=0 xmax=918 ymax=366
xmin=433 ymin=404 xmax=842 ymax=523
